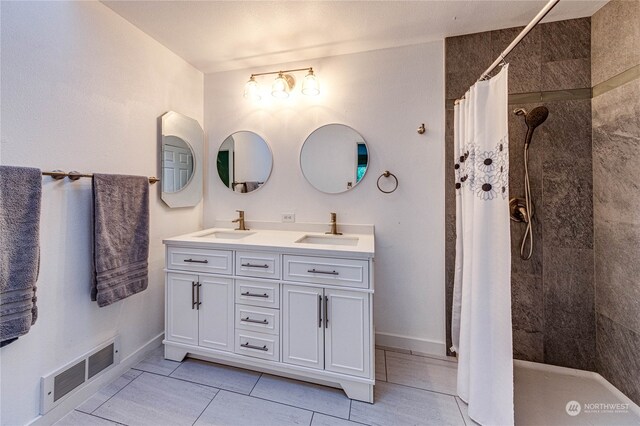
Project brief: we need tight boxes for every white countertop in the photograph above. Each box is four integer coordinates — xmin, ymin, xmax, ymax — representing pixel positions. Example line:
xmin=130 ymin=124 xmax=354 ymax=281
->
xmin=163 ymin=226 xmax=375 ymax=258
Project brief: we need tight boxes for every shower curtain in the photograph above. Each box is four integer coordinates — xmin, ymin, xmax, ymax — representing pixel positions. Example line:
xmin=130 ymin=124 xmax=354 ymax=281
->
xmin=451 ymin=65 xmax=513 ymax=426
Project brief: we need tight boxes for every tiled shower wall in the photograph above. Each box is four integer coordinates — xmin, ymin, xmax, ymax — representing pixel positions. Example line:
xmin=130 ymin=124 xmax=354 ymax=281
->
xmin=444 ymin=18 xmax=596 ymax=369
xmin=592 ymin=0 xmax=640 ymax=405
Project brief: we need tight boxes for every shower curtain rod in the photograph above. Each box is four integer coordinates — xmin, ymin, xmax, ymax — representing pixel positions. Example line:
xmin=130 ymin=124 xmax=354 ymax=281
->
xmin=455 ymin=0 xmax=560 ymax=104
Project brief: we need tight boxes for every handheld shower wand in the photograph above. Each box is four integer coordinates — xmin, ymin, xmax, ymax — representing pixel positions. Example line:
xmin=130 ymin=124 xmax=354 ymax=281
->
xmin=511 ymin=106 xmax=549 ymax=260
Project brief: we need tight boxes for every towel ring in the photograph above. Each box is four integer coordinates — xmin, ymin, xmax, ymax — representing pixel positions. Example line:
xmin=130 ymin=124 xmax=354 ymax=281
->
xmin=377 ymin=171 xmax=398 ymax=194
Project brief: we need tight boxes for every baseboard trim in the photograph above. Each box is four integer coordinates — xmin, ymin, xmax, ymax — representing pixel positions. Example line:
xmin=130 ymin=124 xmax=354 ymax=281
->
xmin=375 ymin=332 xmax=446 ymax=356
xmin=515 ymin=359 xmax=640 ymax=417
xmin=27 ymin=332 xmax=164 ymax=426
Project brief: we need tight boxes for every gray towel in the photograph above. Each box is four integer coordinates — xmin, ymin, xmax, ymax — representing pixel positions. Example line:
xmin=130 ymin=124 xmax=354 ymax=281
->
xmin=92 ymin=174 xmax=149 ymax=307
xmin=245 ymin=181 xmax=260 ymax=192
xmin=0 ymin=165 xmax=41 ymax=346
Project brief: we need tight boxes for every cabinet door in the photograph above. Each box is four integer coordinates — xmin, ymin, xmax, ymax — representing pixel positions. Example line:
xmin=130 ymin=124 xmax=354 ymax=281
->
xmin=166 ymin=272 xmax=199 ymax=345
xmin=325 ymin=289 xmax=370 ymax=378
xmin=198 ymin=276 xmax=234 ymax=351
xmin=282 ymin=285 xmax=324 ymax=369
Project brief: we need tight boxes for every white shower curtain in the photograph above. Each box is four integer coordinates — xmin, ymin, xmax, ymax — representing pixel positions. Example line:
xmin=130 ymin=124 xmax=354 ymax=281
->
xmin=451 ymin=65 xmax=513 ymax=426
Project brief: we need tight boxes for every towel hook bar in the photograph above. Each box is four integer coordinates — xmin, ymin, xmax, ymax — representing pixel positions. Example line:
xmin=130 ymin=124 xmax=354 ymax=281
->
xmin=42 ymin=170 xmax=159 ymax=184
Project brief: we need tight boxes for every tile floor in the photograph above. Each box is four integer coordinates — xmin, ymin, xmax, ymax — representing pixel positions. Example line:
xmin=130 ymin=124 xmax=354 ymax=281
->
xmin=56 ymin=346 xmax=640 ymax=426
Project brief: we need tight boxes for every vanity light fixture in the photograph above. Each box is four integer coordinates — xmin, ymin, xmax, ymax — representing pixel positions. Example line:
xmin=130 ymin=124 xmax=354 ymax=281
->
xmin=244 ymin=67 xmax=320 ymax=100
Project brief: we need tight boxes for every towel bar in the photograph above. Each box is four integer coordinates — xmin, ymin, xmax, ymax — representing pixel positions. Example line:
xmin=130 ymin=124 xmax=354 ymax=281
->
xmin=43 ymin=170 xmax=159 ymax=184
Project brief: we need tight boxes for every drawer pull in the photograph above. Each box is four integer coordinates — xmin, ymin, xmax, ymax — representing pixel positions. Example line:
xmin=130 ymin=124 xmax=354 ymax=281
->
xmin=308 ymin=268 xmax=339 ymax=276
xmin=184 ymin=258 xmax=209 ymax=264
xmin=241 ymin=263 xmax=269 ymax=268
xmin=241 ymin=342 xmax=268 ymax=351
xmin=241 ymin=317 xmax=269 ymax=324
xmin=241 ymin=292 xmax=269 ymax=298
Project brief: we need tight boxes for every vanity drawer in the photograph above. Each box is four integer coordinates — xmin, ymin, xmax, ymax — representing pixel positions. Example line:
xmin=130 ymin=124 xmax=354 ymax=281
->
xmin=235 ymin=251 xmax=281 ymax=279
xmin=235 ymin=280 xmax=280 ymax=309
xmin=235 ymin=330 xmax=280 ymax=362
xmin=283 ymin=255 xmax=369 ymax=289
xmin=167 ymin=246 xmax=233 ymax=275
xmin=235 ymin=304 xmax=279 ymax=335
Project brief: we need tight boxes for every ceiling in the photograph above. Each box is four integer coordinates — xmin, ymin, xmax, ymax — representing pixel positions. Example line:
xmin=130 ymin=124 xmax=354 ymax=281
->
xmin=102 ymin=1 xmax=606 ymax=74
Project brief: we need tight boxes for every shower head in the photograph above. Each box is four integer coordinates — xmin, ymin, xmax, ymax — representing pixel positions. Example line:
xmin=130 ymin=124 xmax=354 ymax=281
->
xmin=525 ymin=106 xmax=549 ymax=129
xmin=517 ymin=106 xmax=549 ymax=148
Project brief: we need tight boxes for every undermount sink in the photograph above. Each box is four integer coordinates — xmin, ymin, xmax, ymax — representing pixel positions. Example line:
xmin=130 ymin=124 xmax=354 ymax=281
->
xmin=295 ymin=234 xmax=359 ymax=246
xmin=197 ymin=230 xmax=255 ymax=239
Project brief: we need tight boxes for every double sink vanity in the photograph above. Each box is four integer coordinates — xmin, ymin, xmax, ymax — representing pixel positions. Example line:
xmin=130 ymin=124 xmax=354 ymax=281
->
xmin=162 ymin=218 xmax=376 ymax=402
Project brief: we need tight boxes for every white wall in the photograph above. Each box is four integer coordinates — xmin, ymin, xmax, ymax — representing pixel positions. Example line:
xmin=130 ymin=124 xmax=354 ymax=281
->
xmin=0 ymin=2 xmax=203 ymax=425
xmin=204 ymin=42 xmax=446 ymax=355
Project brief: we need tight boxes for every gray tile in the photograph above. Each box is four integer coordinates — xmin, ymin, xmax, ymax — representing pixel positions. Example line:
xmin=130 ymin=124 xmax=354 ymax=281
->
xmin=596 ymin=313 xmax=640 ymax=405
xmin=542 ymin=58 xmax=591 ymax=91
xmin=541 ymin=157 xmax=593 ymax=250
xmin=445 ymin=32 xmax=492 ymax=99
xmin=93 ymin=372 xmax=217 ymax=426
xmin=491 ymin=25 xmax=542 ymax=94
xmin=593 ymin=78 xmax=640 ymax=224
xmin=251 ymin=374 xmax=350 ymax=419
xmin=512 ymin=329 xmax=544 ymax=363
xmin=540 ymin=18 xmax=591 ymax=62
xmin=540 ymin=99 xmax=592 ymax=167
xmin=374 ymin=345 xmax=410 ymax=355
xmin=132 ymin=346 xmax=180 ymax=376
xmin=594 ymin=220 xmax=640 ymax=334
xmin=350 ymin=381 xmax=464 ymax=426
xmin=170 ymin=358 xmax=261 ymax=394
xmin=544 ymin=331 xmax=595 ymax=371
xmin=195 ymin=390 xmax=312 ymax=426
xmin=77 ymin=369 xmax=142 ymax=414
xmin=375 ymin=349 xmax=386 ymax=381
xmin=312 ymin=413 xmax=361 ymax=426
xmin=409 ymin=351 xmax=457 ymax=363
xmin=55 ymin=411 xmax=121 ymax=426
xmin=385 ymin=351 xmax=457 ymax=395
xmin=591 ymin=0 xmax=640 ymax=85
xmin=543 ymin=247 xmax=595 ymax=340
xmin=511 ymin=274 xmax=543 ymax=334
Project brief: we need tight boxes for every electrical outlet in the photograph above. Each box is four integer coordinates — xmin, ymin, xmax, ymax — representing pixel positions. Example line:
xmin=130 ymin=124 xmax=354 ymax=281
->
xmin=281 ymin=213 xmax=295 ymax=223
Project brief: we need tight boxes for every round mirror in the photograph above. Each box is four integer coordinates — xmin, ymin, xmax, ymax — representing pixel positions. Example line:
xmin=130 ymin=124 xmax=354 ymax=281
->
xmin=300 ymin=124 xmax=369 ymax=193
xmin=216 ymin=131 xmax=273 ymax=193
xmin=162 ymin=135 xmax=195 ymax=193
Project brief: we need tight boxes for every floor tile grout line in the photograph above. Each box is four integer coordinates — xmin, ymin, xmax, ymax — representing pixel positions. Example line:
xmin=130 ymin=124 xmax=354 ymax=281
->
xmin=191 ymin=387 xmax=220 ymax=426
xmin=316 ymin=410 xmax=371 ymax=426
xmin=75 ymin=409 xmax=129 ymax=426
xmin=454 ymin=396 xmax=469 ymax=426
xmin=383 ymin=350 xmax=389 ymax=381
xmin=309 ymin=411 xmax=315 ymax=426
xmin=348 ymin=399 xmax=352 ymax=420
xmin=85 ymin=371 xmax=141 ymax=416
xmin=248 ymin=372 xmax=263 ymax=396
xmin=384 ymin=378 xmax=458 ymax=398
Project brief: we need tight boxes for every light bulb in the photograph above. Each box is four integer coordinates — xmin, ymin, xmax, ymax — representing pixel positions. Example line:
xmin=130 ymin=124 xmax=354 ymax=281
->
xmin=302 ymin=69 xmax=320 ymax=96
xmin=243 ymin=76 xmax=261 ymax=101
xmin=271 ymin=73 xmax=290 ymax=99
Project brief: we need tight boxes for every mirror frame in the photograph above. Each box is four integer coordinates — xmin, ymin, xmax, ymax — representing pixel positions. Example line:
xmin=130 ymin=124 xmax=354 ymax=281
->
xmin=216 ymin=130 xmax=274 ymax=194
xmin=161 ymin=111 xmax=203 ymax=208
xmin=299 ymin=123 xmax=370 ymax=194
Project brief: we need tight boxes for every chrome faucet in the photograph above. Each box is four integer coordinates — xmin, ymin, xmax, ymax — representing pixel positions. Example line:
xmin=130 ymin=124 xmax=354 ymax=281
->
xmin=325 ymin=212 xmax=342 ymax=235
xmin=232 ymin=210 xmax=248 ymax=231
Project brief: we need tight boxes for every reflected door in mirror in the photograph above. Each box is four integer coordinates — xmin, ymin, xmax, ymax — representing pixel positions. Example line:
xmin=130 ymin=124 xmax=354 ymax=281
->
xmin=163 ymin=135 xmax=194 ymax=193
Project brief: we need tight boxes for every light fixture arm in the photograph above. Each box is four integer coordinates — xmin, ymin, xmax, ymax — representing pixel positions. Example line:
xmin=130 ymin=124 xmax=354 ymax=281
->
xmin=250 ymin=67 xmax=313 ymax=78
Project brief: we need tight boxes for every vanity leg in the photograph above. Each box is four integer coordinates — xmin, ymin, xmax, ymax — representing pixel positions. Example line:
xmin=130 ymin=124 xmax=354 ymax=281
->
xmin=164 ymin=345 xmax=187 ymax=362
xmin=341 ymin=381 xmax=374 ymax=403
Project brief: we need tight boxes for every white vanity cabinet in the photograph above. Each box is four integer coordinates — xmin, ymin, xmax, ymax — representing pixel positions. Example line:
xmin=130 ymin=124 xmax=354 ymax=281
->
xmin=163 ymin=228 xmax=375 ymax=403
xmin=166 ymin=272 xmax=234 ymax=351
xmin=282 ymin=286 xmax=370 ymax=378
